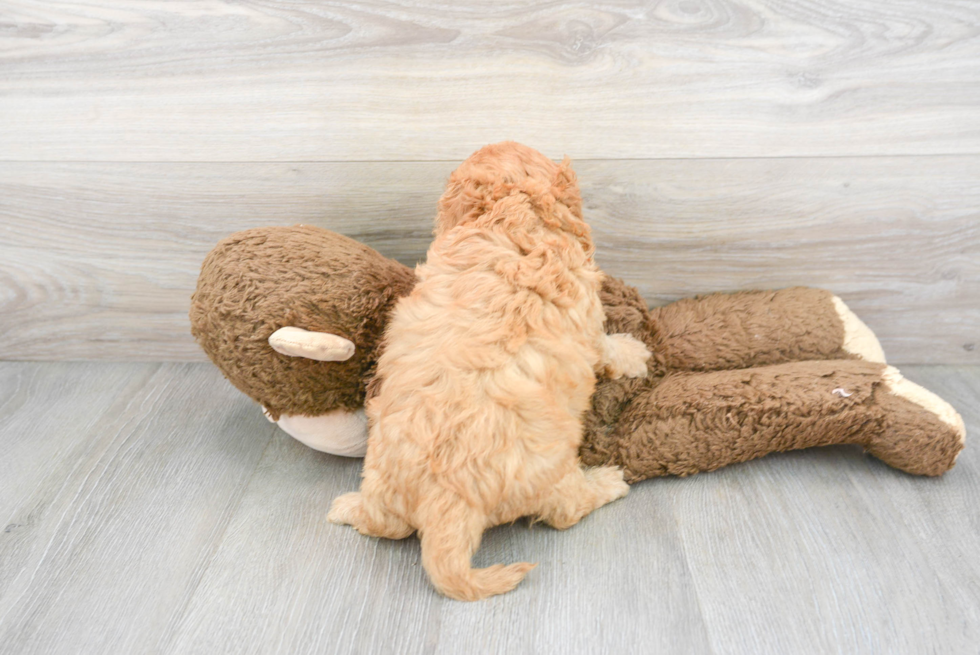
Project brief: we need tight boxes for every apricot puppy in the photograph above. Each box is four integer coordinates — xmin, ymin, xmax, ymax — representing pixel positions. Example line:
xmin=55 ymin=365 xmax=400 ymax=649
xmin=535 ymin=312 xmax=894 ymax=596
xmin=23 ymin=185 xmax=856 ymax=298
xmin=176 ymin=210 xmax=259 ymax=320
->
xmin=328 ymin=143 xmax=650 ymax=601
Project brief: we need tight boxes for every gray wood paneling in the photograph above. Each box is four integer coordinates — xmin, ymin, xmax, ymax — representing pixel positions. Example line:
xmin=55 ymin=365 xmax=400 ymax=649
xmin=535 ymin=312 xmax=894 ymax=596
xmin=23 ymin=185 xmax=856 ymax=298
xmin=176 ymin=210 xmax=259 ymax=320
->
xmin=2 ymin=0 xmax=978 ymax=161
xmin=0 ymin=362 xmax=976 ymax=654
xmin=1 ymin=158 xmax=977 ymax=363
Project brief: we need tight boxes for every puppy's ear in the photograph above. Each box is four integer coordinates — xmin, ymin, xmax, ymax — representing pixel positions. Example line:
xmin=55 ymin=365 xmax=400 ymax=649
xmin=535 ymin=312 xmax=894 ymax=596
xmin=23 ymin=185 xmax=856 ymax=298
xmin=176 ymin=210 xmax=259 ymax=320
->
xmin=553 ymin=157 xmax=583 ymax=220
xmin=548 ymin=157 xmax=593 ymax=255
xmin=435 ymin=179 xmax=488 ymax=236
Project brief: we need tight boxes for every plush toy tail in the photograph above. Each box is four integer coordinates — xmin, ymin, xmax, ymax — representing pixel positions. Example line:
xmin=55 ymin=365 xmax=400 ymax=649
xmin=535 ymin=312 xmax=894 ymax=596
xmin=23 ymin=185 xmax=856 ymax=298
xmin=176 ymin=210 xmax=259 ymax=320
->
xmin=419 ymin=500 xmax=535 ymax=601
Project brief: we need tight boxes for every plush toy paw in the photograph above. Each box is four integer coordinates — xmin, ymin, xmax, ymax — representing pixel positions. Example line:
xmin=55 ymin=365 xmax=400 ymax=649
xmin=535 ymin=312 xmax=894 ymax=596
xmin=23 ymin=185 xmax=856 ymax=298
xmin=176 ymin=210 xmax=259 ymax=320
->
xmin=600 ymin=333 xmax=652 ymax=379
xmin=882 ymin=366 xmax=966 ymax=441
xmin=832 ymin=296 xmax=886 ymax=363
xmin=865 ymin=366 xmax=966 ymax=476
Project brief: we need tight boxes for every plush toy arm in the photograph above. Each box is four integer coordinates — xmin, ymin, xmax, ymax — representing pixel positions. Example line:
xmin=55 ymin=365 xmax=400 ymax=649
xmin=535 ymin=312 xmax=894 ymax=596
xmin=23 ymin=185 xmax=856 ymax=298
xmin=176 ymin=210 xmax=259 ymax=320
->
xmin=580 ymin=360 xmax=964 ymax=483
xmin=268 ymin=327 xmax=356 ymax=362
xmin=649 ymin=287 xmax=885 ymax=372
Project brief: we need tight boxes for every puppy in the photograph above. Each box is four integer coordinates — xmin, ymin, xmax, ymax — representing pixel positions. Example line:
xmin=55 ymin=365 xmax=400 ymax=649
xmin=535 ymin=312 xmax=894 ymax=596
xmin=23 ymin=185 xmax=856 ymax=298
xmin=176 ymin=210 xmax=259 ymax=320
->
xmin=328 ymin=142 xmax=650 ymax=601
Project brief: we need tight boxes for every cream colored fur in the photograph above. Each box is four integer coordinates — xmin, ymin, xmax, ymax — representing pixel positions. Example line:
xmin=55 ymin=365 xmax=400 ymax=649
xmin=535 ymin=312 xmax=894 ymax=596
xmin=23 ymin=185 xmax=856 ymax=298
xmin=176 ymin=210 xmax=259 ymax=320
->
xmin=832 ymin=296 xmax=886 ymax=363
xmin=328 ymin=144 xmax=649 ymax=601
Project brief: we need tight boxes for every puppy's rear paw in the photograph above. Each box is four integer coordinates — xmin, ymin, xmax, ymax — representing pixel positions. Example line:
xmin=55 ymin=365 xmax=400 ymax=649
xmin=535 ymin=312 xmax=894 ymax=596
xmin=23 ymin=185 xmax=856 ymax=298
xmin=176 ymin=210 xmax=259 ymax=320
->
xmin=327 ymin=492 xmax=362 ymax=526
xmin=601 ymin=333 xmax=652 ymax=379
xmin=585 ymin=466 xmax=630 ymax=504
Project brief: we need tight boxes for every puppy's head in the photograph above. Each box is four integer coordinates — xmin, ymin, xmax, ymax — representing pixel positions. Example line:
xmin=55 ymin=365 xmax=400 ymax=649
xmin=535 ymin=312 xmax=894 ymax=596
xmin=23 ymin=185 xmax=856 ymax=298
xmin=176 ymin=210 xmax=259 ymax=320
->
xmin=435 ymin=142 xmax=588 ymax=250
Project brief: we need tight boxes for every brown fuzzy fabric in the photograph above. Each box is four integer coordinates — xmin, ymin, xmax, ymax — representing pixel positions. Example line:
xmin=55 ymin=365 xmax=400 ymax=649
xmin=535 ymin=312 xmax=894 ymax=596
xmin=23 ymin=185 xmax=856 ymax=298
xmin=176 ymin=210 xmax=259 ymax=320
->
xmin=582 ymin=359 xmax=962 ymax=481
xmin=579 ymin=276 xmax=666 ymax=468
xmin=578 ymin=280 xmax=884 ymax=479
xmin=191 ymin=228 xmax=963 ymax=480
xmin=649 ymin=287 xmax=855 ymax=371
xmin=190 ymin=225 xmax=415 ymax=420
xmin=869 ymin=388 xmax=964 ymax=476
xmin=191 ymin=225 xmax=964 ymax=480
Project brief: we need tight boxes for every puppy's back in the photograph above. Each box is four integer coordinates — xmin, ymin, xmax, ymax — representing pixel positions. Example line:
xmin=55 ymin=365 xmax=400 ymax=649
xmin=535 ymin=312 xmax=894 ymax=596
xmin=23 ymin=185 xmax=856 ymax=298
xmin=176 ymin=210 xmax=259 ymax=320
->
xmin=362 ymin=142 xmax=604 ymax=601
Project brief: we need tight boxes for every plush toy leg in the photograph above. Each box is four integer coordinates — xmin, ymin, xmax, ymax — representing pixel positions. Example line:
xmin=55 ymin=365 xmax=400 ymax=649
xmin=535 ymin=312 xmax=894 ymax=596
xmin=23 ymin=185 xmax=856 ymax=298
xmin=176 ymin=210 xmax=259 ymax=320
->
xmin=598 ymin=360 xmax=964 ymax=482
xmin=648 ymin=287 xmax=885 ymax=372
xmin=865 ymin=367 xmax=966 ymax=475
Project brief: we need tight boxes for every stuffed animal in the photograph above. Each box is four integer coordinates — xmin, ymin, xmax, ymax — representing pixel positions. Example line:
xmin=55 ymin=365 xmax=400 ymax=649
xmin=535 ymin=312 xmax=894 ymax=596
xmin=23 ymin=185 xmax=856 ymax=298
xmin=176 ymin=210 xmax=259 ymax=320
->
xmin=190 ymin=147 xmax=965 ymax=480
xmin=191 ymin=223 xmax=964 ymax=479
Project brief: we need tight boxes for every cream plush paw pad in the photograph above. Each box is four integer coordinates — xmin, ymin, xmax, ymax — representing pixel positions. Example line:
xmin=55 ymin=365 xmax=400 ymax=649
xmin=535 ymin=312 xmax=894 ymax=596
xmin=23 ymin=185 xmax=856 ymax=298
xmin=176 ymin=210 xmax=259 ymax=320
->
xmin=882 ymin=366 xmax=966 ymax=446
xmin=832 ymin=296 xmax=886 ymax=363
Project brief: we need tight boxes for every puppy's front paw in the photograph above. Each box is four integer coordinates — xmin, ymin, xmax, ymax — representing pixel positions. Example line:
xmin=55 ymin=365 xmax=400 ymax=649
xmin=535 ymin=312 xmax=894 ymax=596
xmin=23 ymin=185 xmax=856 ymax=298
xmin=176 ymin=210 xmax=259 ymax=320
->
xmin=327 ymin=492 xmax=362 ymax=526
xmin=601 ymin=333 xmax=652 ymax=379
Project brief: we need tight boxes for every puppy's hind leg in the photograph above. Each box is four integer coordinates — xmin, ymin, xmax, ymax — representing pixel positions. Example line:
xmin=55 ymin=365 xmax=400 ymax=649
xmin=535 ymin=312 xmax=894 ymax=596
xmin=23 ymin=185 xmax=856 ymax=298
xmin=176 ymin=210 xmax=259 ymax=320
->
xmin=537 ymin=466 xmax=629 ymax=530
xmin=327 ymin=492 xmax=414 ymax=539
xmin=419 ymin=495 xmax=535 ymax=601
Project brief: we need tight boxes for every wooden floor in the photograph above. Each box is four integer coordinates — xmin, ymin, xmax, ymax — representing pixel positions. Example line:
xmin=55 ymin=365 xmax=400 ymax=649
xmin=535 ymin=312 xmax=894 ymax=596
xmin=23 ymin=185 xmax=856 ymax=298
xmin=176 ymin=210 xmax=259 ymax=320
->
xmin=0 ymin=361 xmax=976 ymax=654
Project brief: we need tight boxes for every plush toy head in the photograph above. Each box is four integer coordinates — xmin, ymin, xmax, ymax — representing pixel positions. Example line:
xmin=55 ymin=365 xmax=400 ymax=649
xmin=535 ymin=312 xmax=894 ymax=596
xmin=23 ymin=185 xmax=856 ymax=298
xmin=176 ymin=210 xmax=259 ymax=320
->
xmin=190 ymin=225 xmax=414 ymax=422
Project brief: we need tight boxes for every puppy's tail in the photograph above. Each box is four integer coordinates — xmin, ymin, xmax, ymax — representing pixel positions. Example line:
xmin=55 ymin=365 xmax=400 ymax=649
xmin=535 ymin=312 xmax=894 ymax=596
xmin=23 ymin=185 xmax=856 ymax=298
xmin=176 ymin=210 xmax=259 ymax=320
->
xmin=419 ymin=499 xmax=536 ymax=601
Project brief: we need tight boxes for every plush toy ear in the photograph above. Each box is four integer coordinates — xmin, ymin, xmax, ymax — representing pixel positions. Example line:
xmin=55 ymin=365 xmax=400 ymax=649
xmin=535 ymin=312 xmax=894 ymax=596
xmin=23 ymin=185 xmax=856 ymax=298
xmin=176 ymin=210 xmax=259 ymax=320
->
xmin=268 ymin=327 xmax=356 ymax=362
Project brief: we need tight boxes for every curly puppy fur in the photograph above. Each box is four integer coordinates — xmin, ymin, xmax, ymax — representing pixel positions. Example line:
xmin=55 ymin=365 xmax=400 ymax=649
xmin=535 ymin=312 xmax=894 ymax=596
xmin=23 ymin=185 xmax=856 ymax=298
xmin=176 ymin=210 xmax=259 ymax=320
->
xmin=328 ymin=142 xmax=650 ymax=601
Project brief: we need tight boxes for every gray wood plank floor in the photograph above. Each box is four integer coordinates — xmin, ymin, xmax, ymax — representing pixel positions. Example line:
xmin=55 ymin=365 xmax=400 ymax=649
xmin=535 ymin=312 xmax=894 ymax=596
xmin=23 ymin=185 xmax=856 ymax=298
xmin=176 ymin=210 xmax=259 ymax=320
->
xmin=0 ymin=362 xmax=976 ymax=654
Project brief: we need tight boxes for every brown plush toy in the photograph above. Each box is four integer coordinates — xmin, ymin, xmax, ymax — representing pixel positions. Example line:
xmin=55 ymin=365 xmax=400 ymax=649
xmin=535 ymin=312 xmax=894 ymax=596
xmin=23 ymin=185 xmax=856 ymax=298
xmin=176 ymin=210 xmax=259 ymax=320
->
xmin=190 ymin=156 xmax=965 ymax=481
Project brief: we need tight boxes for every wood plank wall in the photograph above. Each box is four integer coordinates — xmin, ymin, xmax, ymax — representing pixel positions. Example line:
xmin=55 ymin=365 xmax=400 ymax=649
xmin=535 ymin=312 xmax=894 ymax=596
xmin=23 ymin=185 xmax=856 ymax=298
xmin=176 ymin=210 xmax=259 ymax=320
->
xmin=1 ymin=0 xmax=978 ymax=363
